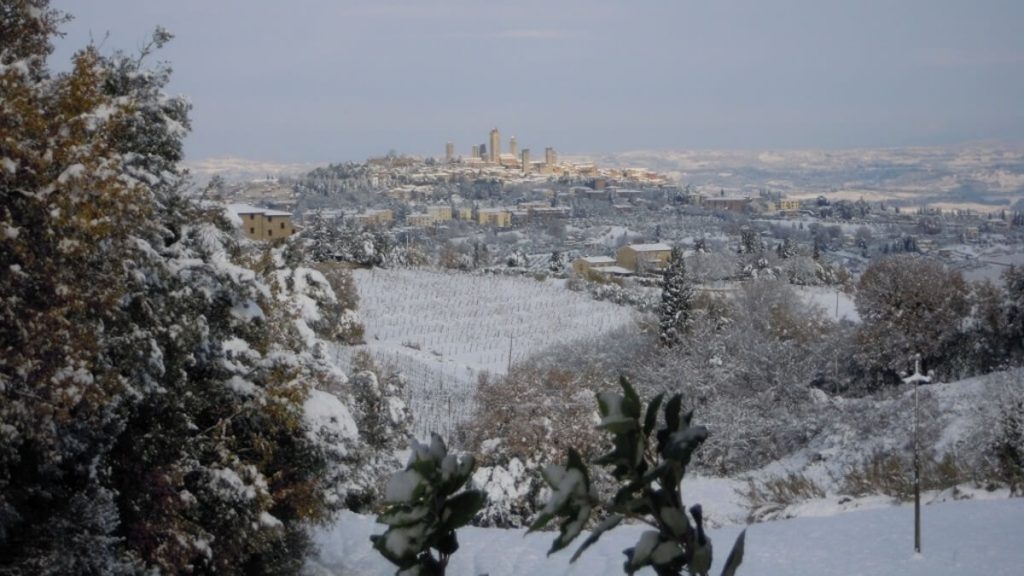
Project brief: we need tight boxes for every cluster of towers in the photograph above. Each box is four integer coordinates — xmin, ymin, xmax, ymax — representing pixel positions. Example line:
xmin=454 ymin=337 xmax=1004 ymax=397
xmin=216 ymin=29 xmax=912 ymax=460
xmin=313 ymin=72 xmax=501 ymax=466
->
xmin=444 ymin=128 xmax=556 ymax=173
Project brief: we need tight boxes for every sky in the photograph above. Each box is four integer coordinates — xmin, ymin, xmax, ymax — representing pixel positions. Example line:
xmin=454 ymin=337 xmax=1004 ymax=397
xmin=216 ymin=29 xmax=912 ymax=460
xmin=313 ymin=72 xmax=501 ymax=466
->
xmin=50 ymin=0 xmax=1024 ymax=164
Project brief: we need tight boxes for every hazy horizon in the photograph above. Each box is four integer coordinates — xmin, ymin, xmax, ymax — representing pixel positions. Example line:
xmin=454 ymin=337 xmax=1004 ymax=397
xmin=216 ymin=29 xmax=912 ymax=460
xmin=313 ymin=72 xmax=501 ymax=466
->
xmin=52 ymin=1 xmax=1024 ymax=164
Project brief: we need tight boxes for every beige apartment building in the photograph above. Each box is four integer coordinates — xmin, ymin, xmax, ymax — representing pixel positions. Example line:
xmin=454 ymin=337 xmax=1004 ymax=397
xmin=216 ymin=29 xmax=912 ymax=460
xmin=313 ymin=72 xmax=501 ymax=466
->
xmin=230 ymin=204 xmax=296 ymax=241
xmin=354 ymin=209 xmax=394 ymax=227
xmin=477 ymin=208 xmax=511 ymax=228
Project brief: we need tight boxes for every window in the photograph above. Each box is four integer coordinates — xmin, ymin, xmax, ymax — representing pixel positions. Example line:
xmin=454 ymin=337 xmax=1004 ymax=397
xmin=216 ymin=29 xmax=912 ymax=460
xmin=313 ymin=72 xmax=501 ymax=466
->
xmin=249 ymin=227 xmax=255 ymax=234
xmin=268 ymin=229 xmax=273 ymax=236
xmin=280 ymin=222 xmax=285 ymax=229
xmin=250 ymin=214 xmax=255 ymax=220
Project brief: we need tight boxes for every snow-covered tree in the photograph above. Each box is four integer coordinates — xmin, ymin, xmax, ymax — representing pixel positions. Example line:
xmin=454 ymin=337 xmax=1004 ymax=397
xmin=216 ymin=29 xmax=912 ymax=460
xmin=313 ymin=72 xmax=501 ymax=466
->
xmin=300 ymin=214 xmax=401 ymax=268
xmin=302 ymin=210 xmax=342 ymax=262
xmin=776 ymin=236 xmax=797 ymax=259
xmin=659 ymin=247 xmax=694 ymax=347
xmin=343 ymin=351 xmax=411 ymax=510
xmin=738 ymin=227 xmax=763 ymax=255
xmin=1005 ymin=266 xmax=1024 ymax=362
xmin=549 ymin=249 xmax=564 ymax=274
xmin=1 ymin=8 xmax=358 ymax=573
xmin=506 ymin=248 xmax=527 ymax=268
xmin=967 ymin=279 xmax=1010 ymax=374
xmin=854 ymin=255 xmax=970 ymax=384
xmin=636 ymin=280 xmax=837 ymax=473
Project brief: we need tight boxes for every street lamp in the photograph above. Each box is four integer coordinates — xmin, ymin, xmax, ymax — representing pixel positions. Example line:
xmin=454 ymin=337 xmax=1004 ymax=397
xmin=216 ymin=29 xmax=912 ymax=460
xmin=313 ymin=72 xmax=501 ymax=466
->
xmin=902 ymin=354 xmax=930 ymax=555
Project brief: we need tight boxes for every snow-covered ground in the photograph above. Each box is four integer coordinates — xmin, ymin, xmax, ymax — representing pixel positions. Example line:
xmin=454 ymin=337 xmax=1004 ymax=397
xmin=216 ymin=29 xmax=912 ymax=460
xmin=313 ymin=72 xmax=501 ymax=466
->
xmin=960 ymin=250 xmax=1024 ymax=283
xmin=305 ymin=366 xmax=1023 ymax=575
xmin=793 ymin=285 xmax=860 ymax=322
xmin=307 ymin=498 xmax=1024 ymax=576
xmin=767 ymin=370 xmax=1013 ymax=479
xmin=337 ymin=269 xmax=638 ymax=437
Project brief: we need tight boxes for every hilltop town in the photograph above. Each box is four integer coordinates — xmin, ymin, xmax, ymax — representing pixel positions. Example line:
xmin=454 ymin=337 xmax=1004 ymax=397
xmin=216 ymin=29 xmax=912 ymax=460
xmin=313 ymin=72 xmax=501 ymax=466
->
xmin=213 ymin=132 xmax=1024 ymax=286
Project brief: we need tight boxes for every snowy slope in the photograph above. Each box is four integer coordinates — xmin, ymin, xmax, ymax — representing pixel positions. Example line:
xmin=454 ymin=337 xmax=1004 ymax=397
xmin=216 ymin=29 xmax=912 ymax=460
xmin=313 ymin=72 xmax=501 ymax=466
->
xmin=338 ymin=268 xmax=638 ymax=437
xmin=306 ymin=498 xmax=1024 ymax=576
xmin=754 ymin=370 xmax=1017 ymax=488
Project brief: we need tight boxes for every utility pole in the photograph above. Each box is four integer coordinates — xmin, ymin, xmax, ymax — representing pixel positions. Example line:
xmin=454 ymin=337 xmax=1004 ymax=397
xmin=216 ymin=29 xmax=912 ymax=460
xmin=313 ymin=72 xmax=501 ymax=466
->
xmin=903 ymin=354 xmax=930 ymax=555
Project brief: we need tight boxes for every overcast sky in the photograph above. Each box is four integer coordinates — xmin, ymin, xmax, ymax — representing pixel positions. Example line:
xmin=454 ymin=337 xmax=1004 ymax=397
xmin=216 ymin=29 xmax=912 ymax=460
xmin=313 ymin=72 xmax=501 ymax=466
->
xmin=51 ymin=0 xmax=1024 ymax=164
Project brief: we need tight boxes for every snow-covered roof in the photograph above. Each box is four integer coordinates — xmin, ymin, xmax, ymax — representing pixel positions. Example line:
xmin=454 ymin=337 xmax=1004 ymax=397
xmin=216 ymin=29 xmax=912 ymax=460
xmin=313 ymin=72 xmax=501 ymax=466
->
xmin=580 ymin=256 xmax=616 ymax=265
xmin=600 ymin=266 xmax=634 ymax=275
xmin=228 ymin=203 xmax=292 ymax=218
xmin=625 ymin=243 xmax=672 ymax=252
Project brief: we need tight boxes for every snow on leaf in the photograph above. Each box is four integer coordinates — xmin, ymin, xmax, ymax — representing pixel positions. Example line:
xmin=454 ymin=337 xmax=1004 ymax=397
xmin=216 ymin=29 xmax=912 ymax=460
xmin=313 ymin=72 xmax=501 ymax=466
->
xmin=384 ymin=470 xmax=425 ymax=504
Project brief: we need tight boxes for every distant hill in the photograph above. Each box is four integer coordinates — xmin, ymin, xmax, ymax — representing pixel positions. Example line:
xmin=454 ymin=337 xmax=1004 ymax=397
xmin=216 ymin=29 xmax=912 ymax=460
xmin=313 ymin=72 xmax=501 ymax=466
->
xmin=567 ymin=145 xmax=1024 ymax=211
xmin=185 ymin=156 xmax=322 ymax=184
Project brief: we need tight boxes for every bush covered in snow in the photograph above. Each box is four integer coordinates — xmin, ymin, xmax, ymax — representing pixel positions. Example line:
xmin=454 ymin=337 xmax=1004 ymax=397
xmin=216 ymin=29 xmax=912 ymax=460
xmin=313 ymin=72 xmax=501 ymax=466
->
xmin=566 ymin=273 xmax=660 ymax=312
xmin=461 ymin=367 xmax=606 ymax=528
xmin=634 ymin=280 xmax=836 ymax=473
xmin=339 ymin=352 xmax=412 ymax=511
xmin=460 ymin=330 xmax=647 ymax=527
xmin=370 ymin=435 xmax=485 ymax=576
xmin=982 ymin=379 xmax=1024 ymax=494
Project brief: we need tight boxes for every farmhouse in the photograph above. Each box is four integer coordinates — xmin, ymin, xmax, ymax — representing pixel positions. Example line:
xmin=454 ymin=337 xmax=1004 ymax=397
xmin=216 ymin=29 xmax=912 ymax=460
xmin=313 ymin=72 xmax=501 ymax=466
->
xmin=616 ymin=243 xmax=672 ymax=273
xmin=572 ymin=255 xmax=616 ymax=275
xmin=229 ymin=204 xmax=296 ymax=241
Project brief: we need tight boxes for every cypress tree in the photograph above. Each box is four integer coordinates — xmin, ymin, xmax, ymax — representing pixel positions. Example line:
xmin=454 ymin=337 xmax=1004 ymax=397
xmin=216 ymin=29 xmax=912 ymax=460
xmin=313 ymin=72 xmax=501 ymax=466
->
xmin=659 ymin=247 xmax=694 ymax=347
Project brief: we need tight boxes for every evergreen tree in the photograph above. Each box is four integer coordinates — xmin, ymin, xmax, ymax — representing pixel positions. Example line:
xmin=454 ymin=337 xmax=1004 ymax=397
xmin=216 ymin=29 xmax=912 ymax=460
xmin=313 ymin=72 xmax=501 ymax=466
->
xmin=1 ymin=7 xmax=354 ymax=573
xmin=1005 ymin=266 xmax=1024 ymax=361
xmin=659 ymin=247 xmax=695 ymax=347
xmin=969 ymin=279 xmax=1010 ymax=373
xmin=549 ymin=249 xmax=564 ymax=274
xmin=346 ymin=352 xmax=411 ymax=510
xmin=303 ymin=210 xmax=340 ymax=262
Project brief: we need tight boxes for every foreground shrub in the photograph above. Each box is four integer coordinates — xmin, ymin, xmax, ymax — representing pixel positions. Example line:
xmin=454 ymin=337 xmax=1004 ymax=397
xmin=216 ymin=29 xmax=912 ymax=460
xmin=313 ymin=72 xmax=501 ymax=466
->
xmin=371 ymin=435 xmax=485 ymax=576
xmin=530 ymin=378 xmax=746 ymax=575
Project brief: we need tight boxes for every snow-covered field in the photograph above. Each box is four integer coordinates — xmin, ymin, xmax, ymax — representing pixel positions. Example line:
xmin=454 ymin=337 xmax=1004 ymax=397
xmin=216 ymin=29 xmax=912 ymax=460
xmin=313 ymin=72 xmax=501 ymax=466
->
xmin=794 ymin=285 xmax=860 ymax=322
xmin=307 ymin=498 xmax=1024 ymax=576
xmin=338 ymin=268 xmax=638 ymax=438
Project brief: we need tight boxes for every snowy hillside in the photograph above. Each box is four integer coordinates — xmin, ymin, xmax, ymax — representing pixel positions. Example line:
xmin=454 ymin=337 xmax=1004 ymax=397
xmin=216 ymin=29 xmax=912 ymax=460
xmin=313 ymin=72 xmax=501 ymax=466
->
xmin=751 ymin=371 xmax=1017 ymax=485
xmin=304 ymin=368 xmax=1024 ymax=575
xmin=307 ymin=498 xmax=1024 ymax=576
xmin=335 ymin=268 xmax=638 ymax=437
